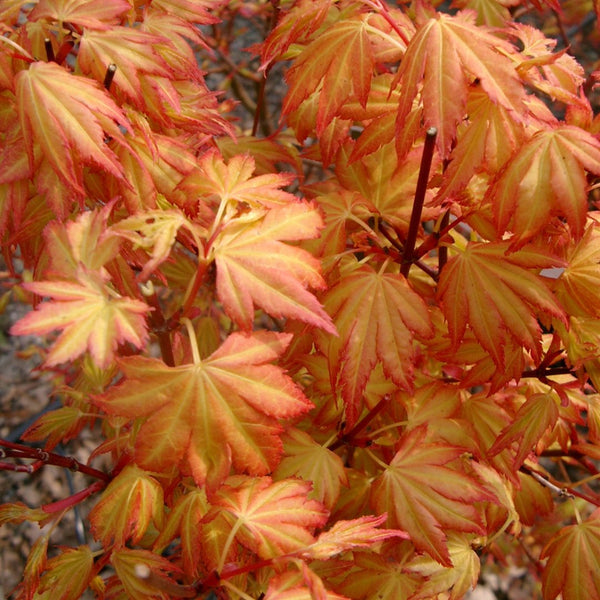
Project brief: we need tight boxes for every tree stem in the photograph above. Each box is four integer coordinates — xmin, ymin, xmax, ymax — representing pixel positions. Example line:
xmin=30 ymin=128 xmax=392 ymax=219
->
xmin=401 ymin=127 xmax=437 ymax=278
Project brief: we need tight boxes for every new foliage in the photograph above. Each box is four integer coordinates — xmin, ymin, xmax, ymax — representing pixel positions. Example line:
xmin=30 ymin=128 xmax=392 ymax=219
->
xmin=2 ymin=0 xmax=600 ymax=598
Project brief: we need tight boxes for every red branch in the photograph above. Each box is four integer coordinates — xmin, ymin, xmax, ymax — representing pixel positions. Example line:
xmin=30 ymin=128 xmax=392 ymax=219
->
xmin=0 ymin=440 xmax=111 ymax=483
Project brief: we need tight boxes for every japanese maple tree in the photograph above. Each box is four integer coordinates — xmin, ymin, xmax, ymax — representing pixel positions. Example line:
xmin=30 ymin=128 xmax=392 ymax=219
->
xmin=2 ymin=0 xmax=600 ymax=598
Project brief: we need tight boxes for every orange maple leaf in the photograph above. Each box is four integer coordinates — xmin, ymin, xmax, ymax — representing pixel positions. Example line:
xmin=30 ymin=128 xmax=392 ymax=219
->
xmin=436 ymin=86 xmax=526 ymax=203
xmin=94 ymin=332 xmax=313 ymax=492
xmin=437 ymin=240 xmax=566 ymax=368
xmin=490 ymin=125 xmax=600 ymax=245
xmin=150 ymin=0 xmax=220 ymax=24
xmin=488 ymin=392 xmax=560 ymax=469
xmin=153 ymin=488 xmax=208 ymax=578
xmin=11 ymin=275 xmax=150 ymax=368
xmin=283 ymin=15 xmax=375 ymax=133
xmin=511 ymin=23 xmax=586 ymax=106
xmin=554 ymin=224 xmax=600 ymax=318
xmin=320 ymin=262 xmax=433 ymax=426
xmin=393 ymin=10 xmax=526 ymax=158
xmin=370 ymin=426 xmax=493 ymax=565
xmin=211 ymin=202 xmax=335 ymax=333
xmin=182 ymin=151 xmax=297 ymax=219
xmin=211 ymin=476 xmax=328 ymax=560
xmin=304 ymin=514 xmax=408 ymax=560
xmin=540 ymin=508 xmax=600 ymax=600
xmin=78 ymin=27 xmax=171 ymax=106
xmin=29 ymin=0 xmax=130 ymax=30
xmin=15 ymin=62 xmax=130 ymax=205
xmin=264 ymin=566 xmax=349 ymax=600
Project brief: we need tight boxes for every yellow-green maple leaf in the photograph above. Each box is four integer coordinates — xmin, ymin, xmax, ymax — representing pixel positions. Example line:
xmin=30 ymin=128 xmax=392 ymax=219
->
xmin=36 ymin=546 xmax=94 ymax=600
xmin=555 ymin=224 xmax=600 ymax=318
xmin=89 ymin=464 xmax=164 ymax=548
xmin=111 ymin=548 xmax=184 ymax=600
xmin=274 ymin=427 xmax=348 ymax=510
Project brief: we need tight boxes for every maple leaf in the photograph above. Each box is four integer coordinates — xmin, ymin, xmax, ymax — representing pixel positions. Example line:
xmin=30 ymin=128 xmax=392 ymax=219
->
xmin=259 ymin=0 xmax=333 ymax=69
xmin=41 ymin=204 xmax=122 ymax=278
xmin=112 ymin=208 xmax=205 ymax=281
xmin=370 ymin=426 xmax=493 ymax=565
xmin=153 ymin=488 xmax=208 ymax=578
xmin=336 ymin=541 xmax=424 ymax=599
xmin=20 ymin=405 xmax=89 ymax=449
xmin=17 ymin=536 xmax=48 ymax=600
xmin=557 ymin=315 xmax=600 ymax=397
xmin=454 ymin=0 xmax=512 ymax=26
xmin=78 ymin=27 xmax=171 ymax=106
xmin=511 ymin=23 xmax=586 ymax=106
xmin=488 ymin=392 xmax=560 ymax=469
xmin=319 ymin=262 xmax=433 ymax=426
xmin=304 ymin=188 xmax=375 ymax=259
xmin=437 ymin=240 xmax=566 ymax=368
xmin=181 ymin=151 xmax=297 ymax=220
xmin=15 ymin=62 xmax=130 ymax=204
xmin=436 ymin=85 xmax=526 ymax=203
xmin=335 ymin=140 xmax=441 ymax=234
xmin=36 ymin=546 xmax=94 ymax=600
xmin=264 ymin=565 xmax=350 ymax=600
xmin=304 ymin=514 xmax=408 ymax=560
xmin=283 ymin=15 xmax=375 ymax=133
xmin=211 ymin=475 xmax=328 ymax=560
xmin=150 ymin=0 xmax=220 ymax=24
xmin=407 ymin=533 xmax=481 ymax=599
xmin=211 ymin=202 xmax=335 ymax=334
xmin=274 ymin=427 xmax=348 ymax=510
xmin=10 ymin=275 xmax=150 ymax=368
xmin=514 ymin=471 xmax=553 ymax=526
xmin=554 ymin=224 xmax=600 ymax=318
xmin=0 ymin=502 xmax=48 ymax=527
xmin=29 ymin=0 xmax=130 ymax=30
xmin=89 ymin=464 xmax=164 ymax=548
xmin=490 ymin=125 xmax=600 ymax=245
xmin=112 ymin=124 xmax=199 ymax=213
xmin=94 ymin=332 xmax=313 ymax=492
xmin=110 ymin=548 xmax=183 ymax=600
xmin=393 ymin=10 xmax=526 ymax=158
xmin=141 ymin=10 xmax=206 ymax=79
xmin=343 ymin=74 xmax=404 ymax=161
xmin=540 ymin=508 xmax=600 ymax=600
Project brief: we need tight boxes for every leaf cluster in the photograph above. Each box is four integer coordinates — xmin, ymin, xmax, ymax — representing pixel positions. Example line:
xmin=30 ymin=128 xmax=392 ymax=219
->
xmin=2 ymin=0 xmax=600 ymax=599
